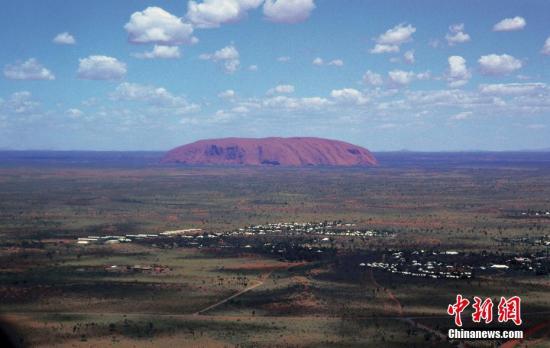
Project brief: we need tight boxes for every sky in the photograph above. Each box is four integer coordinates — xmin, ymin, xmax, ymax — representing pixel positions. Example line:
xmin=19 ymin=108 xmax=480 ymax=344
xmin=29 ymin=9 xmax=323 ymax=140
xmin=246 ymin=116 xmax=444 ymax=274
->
xmin=0 ymin=0 xmax=549 ymax=151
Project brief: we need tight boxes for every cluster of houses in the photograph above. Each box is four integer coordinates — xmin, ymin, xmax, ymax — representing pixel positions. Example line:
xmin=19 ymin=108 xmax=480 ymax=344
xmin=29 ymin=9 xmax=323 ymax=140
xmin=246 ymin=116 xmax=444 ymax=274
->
xmin=76 ymin=228 xmax=203 ymax=245
xmin=73 ymin=222 xmax=548 ymax=277
xmin=507 ymin=209 xmax=550 ymax=219
xmin=362 ymin=248 xmax=550 ymax=279
xmin=506 ymin=254 xmax=549 ymax=274
xmin=520 ymin=210 xmax=550 ymax=217
xmin=104 ymin=264 xmax=170 ymax=274
xmin=77 ymin=235 xmax=134 ymax=245
xmin=362 ymin=250 xmax=473 ymax=279
xmin=75 ymin=221 xmax=392 ymax=247
xmin=236 ymin=221 xmax=393 ymax=238
xmin=497 ymin=234 xmax=550 ymax=247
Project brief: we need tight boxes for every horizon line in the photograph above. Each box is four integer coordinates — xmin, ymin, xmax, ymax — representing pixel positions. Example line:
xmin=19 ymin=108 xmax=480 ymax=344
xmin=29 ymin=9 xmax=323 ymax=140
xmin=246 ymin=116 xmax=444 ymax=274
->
xmin=1 ymin=148 xmax=550 ymax=153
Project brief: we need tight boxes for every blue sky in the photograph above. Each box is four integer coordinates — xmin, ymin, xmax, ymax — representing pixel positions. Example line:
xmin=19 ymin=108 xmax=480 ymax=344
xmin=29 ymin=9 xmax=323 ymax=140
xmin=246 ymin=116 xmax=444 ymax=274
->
xmin=0 ymin=0 xmax=549 ymax=151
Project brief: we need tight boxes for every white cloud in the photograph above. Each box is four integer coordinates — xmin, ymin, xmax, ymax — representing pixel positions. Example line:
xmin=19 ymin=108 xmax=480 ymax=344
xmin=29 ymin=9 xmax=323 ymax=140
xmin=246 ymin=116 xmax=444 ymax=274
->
xmin=478 ymin=54 xmax=522 ymax=75
xmin=66 ymin=108 xmax=84 ymax=118
xmin=218 ymin=89 xmax=236 ymax=98
xmin=402 ymin=90 xmax=480 ymax=108
xmin=479 ymin=83 xmax=547 ymax=95
xmin=450 ymin=111 xmax=472 ymax=120
xmin=370 ymin=23 xmax=415 ymax=54
xmin=399 ymin=88 xmax=550 ymax=115
xmin=363 ymin=70 xmax=383 ymax=86
xmin=369 ymin=84 xmax=550 ymax=123
xmin=330 ymin=88 xmax=368 ymax=105
xmin=209 ymin=82 xmax=550 ymax=127
xmin=262 ymin=95 xmax=330 ymax=110
xmin=3 ymin=58 xmax=55 ymax=81
xmin=416 ymin=71 xmax=431 ymax=80
xmin=447 ymin=55 xmax=471 ymax=87
xmin=428 ymin=39 xmax=441 ymax=48
xmin=1 ymin=91 xmax=39 ymax=115
xmin=186 ymin=0 xmax=263 ymax=28
xmin=133 ymin=45 xmax=181 ymax=59
xmin=377 ymin=123 xmax=398 ymax=129
xmin=377 ymin=23 xmax=416 ymax=45
xmin=277 ymin=56 xmax=291 ymax=62
xmin=294 ymin=97 xmax=330 ymax=108
xmin=200 ymin=45 xmax=240 ymax=73
xmin=312 ymin=57 xmax=323 ymax=66
xmin=542 ymin=37 xmax=550 ymax=56
xmin=111 ymin=82 xmax=199 ymax=114
xmin=267 ymin=84 xmax=295 ymax=95
xmin=445 ymin=23 xmax=470 ymax=46
xmin=125 ymin=7 xmax=196 ymax=45
xmin=263 ymin=0 xmax=316 ymax=24
xmin=493 ymin=16 xmax=526 ymax=32
xmin=77 ymin=55 xmax=127 ymax=80
xmin=231 ymin=106 xmax=250 ymax=113
xmin=403 ymin=50 xmax=415 ymax=64
xmin=0 ymin=91 xmax=49 ymax=126
xmin=312 ymin=57 xmax=343 ymax=66
xmin=248 ymin=64 xmax=258 ymax=71
xmin=370 ymin=44 xmax=399 ymax=54
xmin=53 ymin=32 xmax=76 ymax=45
xmin=328 ymin=59 xmax=344 ymax=66
xmin=388 ymin=70 xmax=415 ymax=86
xmin=112 ymin=82 xmax=173 ymax=104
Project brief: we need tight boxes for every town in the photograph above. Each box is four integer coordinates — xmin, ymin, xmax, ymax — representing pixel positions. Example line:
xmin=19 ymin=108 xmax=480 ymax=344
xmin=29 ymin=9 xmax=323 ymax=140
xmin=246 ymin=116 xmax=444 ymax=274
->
xmin=361 ymin=248 xmax=550 ymax=279
xmin=76 ymin=221 xmax=393 ymax=246
xmin=75 ymin=222 xmax=550 ymax=278
xmin=505 ymin=209 xmax=550 ymax=219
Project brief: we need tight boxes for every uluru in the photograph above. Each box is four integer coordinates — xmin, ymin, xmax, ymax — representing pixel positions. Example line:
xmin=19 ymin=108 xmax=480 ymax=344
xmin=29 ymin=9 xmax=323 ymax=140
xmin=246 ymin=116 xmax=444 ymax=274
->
xmin=161 ymin=137 xmax=377 ymax=167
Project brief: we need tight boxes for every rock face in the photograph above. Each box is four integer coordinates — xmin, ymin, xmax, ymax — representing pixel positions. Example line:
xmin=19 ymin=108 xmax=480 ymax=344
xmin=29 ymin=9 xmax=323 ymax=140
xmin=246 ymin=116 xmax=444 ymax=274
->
xmin=162 ymin=137 xmax=377 ymax=167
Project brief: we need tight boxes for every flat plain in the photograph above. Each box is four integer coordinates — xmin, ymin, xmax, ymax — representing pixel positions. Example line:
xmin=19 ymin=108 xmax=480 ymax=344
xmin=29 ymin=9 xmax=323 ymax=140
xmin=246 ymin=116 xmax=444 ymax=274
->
xmin=0 ymin=151 xmax=549 ymax=347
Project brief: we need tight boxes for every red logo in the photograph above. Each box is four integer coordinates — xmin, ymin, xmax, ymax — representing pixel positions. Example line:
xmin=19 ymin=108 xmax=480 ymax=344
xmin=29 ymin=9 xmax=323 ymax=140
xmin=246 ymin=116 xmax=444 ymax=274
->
xmin=472 ymin=296 xmax=494 ymax=324
xmin=447 ymin=295 xmax=522 ymax=327
xmin=497 ymin=296 xmax=522 ymax=326
xmin=447 ymin=294 xmax=470 ymax=327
